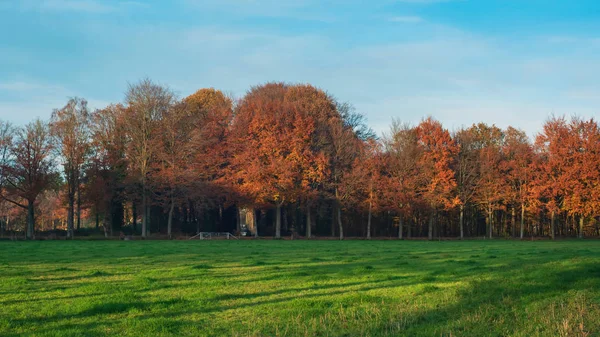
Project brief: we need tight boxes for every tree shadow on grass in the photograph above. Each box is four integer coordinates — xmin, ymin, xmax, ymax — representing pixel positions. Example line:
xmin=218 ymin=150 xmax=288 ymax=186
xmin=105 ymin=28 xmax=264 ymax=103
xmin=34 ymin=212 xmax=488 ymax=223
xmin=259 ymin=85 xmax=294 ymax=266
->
xmin=4 ymin=316 xmax=202 ymax=337
xmin=0 ymin=292 xmax=106 ymax=306
xmin=211 ymin=276 xmax=414 ymax=303
xmin=373 ymin=261 xmax=600 ymax=336
xmin=5 ymin=297 xmax=190 ymax=329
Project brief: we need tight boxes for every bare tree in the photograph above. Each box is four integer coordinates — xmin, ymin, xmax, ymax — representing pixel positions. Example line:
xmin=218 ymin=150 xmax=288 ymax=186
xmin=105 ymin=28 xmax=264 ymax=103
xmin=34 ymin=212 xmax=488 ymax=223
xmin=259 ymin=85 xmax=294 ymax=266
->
xmin=122 ymin=78 xmax=175 ymax=238
xmin=0 ymin=120 xmax=13 ymax=190
xmin=0 ymin=121 xmax=14 ymax=237
xmin=0 ymin=120 xmax=55 ymax=239
xmin=50 ymin=98 xmax=91 ymax=238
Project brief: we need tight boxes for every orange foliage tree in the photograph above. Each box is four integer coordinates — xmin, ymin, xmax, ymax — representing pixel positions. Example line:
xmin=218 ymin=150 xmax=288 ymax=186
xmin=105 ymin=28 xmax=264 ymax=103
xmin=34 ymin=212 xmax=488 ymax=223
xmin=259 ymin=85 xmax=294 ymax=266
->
xmin=229 ymin=83 xmax=328 ymax=238
xmin=414 ymin=117 xmax=459 ymax=240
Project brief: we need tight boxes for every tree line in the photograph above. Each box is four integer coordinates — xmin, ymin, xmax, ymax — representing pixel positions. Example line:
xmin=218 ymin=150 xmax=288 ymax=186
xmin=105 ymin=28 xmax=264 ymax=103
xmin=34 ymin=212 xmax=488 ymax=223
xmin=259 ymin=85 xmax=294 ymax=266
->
xmin=0 ymin=79 xmax=599 ymax=240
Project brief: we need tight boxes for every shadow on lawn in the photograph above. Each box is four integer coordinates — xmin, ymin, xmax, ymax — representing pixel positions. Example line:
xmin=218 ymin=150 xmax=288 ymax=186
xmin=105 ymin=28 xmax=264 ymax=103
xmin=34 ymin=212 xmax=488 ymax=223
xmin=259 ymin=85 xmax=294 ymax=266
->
xmin=372 ymin=262 xmax=600 ymax=336
xmin=0 ymin=292 xmax=105 ymax=306
xmin=3 ymin=316 xmax=201 ymax=337
xmin=55 ymin=261 xmax=599 ymax=336
xmin=2 ymin=241 xmax=599 ymax=336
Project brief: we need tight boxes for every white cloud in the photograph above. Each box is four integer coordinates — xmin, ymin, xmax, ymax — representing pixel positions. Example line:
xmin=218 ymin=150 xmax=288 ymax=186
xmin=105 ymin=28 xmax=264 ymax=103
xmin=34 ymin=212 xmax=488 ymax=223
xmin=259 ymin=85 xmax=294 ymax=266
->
xmin=2 ymin=6 xmax=598 ymax=136
xmin=71 ymin=22 xmax=600 ymax=137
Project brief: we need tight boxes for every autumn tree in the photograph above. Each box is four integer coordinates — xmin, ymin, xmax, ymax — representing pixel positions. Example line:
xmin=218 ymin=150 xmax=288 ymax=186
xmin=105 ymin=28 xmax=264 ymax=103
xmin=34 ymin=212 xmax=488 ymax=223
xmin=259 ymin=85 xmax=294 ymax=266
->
xmin=50 ymin=97 xmax=91 ymax=238
xmin=37 ymin=189 xmax=65 ymax=231
xmin=90 ymin=104 xmax=128 ymax=236
xmin=414 ymin=117 xmax=458 ymax=240
xmin=229 ymin=83 xmax=328 ymax=238
xmin=338 ymin=138 xmax=383 ymax=239
xmin=0 ymin=120 xmax=56 ymax=239
xmin=502 ymin=127 xmax=535 ymax=239
xmin=453 ymin=127 xmax=482 ymax=239
xmin=537 ymin=117 xmax=600 ymax=238
xmin=284 ymin=85 xmax=337 ymax=238
xmin=185 ymin=88 xmax=234 ymax=234
xmin=565 ymin=118 xmax=600 ymax=238
xmin=327 ymin=103 xmax=368 ymax=240
xmin=465 ymin=123 xmax=506 ymax=238
xmin=152 ymin=101 xmax=189 ymax=238
xmin=382 ymin=121 xmax=420 ymax=239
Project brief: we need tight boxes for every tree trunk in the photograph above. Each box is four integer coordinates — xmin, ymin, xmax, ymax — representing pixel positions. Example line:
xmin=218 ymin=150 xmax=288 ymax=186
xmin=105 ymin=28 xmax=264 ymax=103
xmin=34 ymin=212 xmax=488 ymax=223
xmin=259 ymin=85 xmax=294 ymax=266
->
xmin=579 ymin=216 xmax=584 ymax=239
xmin=520 ymin=203 xmax=525 ymax=239
xmin=236 ymin=207 xmax=242 ymax=234
xmin=488 ymin=206 xmax=493 ymax=239
xmin=459 ymin=204 xmax=464 ymax=240
xmin=147 ymin=199 xmax=151 ymax=234
xmin=3 ymin=216 xmax=8 ymax=237
xmin=253 ymin=209 xmax=259 ymax=238
xmin=337 ymin=205 xmax=344 ymax=240
xmin=27 ymin=200 xmax=34 ymax=240
xmin=95 ymin=211 xmax=99 ymax=230
xmin=501 ymin=210 xmax=505 ymax=236
xmin=511 ymin=207 xmax=516 ymax=238
xmin=132 ymin=204 xmax=137 ymax=233
xmin=428 ymin=214 xmax=433 ymax=240
xmin=275 ymin=203 xmax=282 ymax=239
xmin=306 ymin=205 xmax=311 ymax=239
xmin=331 ymin=202 xmax=336 ymax=237
xmin=398 ymin=216 xmax=403 ymax=239
xmin=67 ymin=184 xmax=75 ymax=238
xmin=366 ymin=199 xmax=372 ymax=239
xmin=103 ymin=207 xmax=110 ymax=237
xmin=167 ymin=193 xmax=175 ymax=239
xmin=283 ymin=206 xmax=288 ymax=233
xmin=196 ymin=210 xmax=201 ymax=235
xmin=551 ymin=211 xmax=555 ymax=240
xmin=76 ymin=184 xmax=81 ymax=230
xmin=141 ymin=184 xmax=147 ymax=238
xmin=219 ymin=205 xmax=223 ymax=232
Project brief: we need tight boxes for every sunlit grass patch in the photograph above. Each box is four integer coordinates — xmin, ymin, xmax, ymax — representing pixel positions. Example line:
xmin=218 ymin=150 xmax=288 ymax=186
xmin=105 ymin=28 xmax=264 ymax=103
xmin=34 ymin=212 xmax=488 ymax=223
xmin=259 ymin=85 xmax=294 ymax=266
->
xmin=0 ymin=240 xmax=599 ymax=336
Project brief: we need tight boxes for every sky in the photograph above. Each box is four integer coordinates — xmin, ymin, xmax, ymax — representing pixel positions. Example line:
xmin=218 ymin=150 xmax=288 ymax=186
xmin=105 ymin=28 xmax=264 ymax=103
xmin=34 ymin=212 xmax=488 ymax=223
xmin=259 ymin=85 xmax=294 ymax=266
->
xmin=1 ymin=0 xmax=599 ymax=137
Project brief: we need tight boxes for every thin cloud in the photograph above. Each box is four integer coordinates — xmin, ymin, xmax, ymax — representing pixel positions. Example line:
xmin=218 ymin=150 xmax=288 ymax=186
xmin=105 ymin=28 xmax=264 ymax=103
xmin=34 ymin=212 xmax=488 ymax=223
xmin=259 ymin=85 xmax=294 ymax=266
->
xmin=17 ymin=0 xmax=148 ymax=13
xmin=389 ymin=16 xmax=423 ymax=23
xmin=0 ymin=81 xmax=66 ymax=92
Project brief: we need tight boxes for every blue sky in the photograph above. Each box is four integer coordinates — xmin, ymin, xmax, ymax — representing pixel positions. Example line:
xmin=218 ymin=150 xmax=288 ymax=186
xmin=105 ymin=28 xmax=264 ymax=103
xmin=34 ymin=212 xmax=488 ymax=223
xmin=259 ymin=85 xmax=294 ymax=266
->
xmin=1 ymin=0 xmax=599 ymax=137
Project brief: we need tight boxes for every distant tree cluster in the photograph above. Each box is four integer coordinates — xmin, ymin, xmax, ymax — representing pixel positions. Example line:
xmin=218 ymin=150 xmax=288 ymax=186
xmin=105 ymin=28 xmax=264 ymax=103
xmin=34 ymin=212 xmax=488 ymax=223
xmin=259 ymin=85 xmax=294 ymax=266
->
xmin=1 ymin=79 xmax=599 ymax=239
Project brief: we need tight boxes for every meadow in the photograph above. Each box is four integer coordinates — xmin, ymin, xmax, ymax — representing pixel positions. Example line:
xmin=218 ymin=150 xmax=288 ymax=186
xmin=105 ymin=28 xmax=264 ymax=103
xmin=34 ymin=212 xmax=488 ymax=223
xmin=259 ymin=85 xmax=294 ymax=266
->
xmin=0 ymin=239 xmax=599 ymax=336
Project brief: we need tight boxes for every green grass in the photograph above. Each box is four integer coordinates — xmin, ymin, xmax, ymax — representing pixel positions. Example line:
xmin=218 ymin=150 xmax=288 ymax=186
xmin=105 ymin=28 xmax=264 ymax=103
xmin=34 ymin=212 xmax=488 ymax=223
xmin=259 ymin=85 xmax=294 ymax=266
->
xmin=1 ymin=240 xmax=599 ymax=336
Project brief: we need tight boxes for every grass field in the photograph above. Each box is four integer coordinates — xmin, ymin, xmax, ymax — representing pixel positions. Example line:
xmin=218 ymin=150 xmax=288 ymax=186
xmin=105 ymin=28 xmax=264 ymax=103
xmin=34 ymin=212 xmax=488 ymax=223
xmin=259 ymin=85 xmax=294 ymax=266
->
xmin=1 ymin=240 xmax=599 ymax=337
